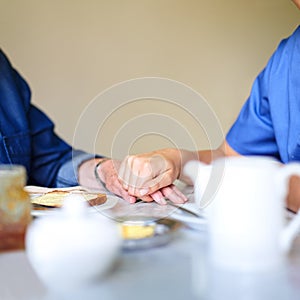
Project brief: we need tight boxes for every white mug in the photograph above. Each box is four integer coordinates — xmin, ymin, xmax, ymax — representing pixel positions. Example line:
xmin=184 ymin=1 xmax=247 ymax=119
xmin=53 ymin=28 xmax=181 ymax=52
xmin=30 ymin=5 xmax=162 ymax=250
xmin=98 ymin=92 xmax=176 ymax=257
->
xmin=185 ymin=156 xmax=300 ymax=272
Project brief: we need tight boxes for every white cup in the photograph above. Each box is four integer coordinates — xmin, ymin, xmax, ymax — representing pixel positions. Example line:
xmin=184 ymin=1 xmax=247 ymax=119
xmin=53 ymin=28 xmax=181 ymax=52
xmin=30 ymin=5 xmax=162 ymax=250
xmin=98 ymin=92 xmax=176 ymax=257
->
xmin=185 ymin=156 xmax=300 ymax=272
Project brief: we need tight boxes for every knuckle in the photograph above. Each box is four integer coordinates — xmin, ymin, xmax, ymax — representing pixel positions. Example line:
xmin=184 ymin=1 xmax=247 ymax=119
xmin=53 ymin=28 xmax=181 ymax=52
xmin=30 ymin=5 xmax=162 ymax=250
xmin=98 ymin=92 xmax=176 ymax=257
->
xmin=127 ymin=155 xmax=139 ymax=164
xmin=162 ymin=173 xmax=173 ymax=185
xmin=127 ymin=187 xmax=137 ymax=196
xmin=133 ymin=157 xmax=147 ymax=169
xmin=148 ymin=183 xmax=160 ymax=193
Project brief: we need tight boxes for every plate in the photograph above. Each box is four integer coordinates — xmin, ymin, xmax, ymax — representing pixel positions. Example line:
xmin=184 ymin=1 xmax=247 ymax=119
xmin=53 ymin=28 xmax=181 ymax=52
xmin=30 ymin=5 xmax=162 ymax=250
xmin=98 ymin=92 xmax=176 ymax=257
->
xmin=168 ymin=202 xmax=207 ymax=230
xmin=118 ymin=216 xmax=182 ymax=250
xmin=26 ymin=185 xmax=119 ymax=217
xmin=30 ymin=195 xmax=119 ymax=217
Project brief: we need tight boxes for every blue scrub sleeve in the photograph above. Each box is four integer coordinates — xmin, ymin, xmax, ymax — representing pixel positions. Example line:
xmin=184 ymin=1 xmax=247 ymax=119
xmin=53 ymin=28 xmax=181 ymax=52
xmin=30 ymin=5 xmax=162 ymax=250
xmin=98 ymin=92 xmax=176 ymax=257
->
xmin=226 ymin=64 xmax=280 ymax=159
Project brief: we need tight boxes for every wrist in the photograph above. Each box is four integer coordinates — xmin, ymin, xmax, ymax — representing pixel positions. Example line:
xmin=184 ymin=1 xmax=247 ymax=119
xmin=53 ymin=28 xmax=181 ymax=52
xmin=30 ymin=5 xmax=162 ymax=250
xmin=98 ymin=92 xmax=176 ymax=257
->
xmin=94 ymin=158 xmax=111 ymax=188
xmin=178 ymin=150 xmax=199 ymax=183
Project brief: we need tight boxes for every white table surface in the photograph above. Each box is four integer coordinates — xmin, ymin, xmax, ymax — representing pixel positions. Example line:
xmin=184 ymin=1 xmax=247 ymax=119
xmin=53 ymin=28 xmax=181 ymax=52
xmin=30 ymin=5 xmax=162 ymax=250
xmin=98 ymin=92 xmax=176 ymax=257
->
xmin=1 ymin=196 xmax=300 ymax=300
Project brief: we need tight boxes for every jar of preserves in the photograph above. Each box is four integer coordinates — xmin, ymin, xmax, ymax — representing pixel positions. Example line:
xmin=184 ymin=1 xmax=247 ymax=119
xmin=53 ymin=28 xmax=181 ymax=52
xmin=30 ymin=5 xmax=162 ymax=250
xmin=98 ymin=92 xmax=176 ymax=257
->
xmin=0 ymin=165 xmax=31 ymax=251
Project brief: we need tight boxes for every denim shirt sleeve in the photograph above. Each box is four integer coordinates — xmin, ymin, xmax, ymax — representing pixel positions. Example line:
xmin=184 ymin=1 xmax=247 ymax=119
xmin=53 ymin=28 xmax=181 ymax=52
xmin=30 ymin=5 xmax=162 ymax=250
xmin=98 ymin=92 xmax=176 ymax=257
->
xmin=0 ymin=49 xmax=105 ymax=187
xmin=56 ymin=150 xmax=101 ymax=187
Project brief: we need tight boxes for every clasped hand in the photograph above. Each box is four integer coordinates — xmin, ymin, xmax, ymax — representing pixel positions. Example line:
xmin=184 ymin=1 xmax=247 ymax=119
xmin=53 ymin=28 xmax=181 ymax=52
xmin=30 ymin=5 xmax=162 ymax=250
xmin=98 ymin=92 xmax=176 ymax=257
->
xmin=117 ymin=149 xmax=188 ymax=205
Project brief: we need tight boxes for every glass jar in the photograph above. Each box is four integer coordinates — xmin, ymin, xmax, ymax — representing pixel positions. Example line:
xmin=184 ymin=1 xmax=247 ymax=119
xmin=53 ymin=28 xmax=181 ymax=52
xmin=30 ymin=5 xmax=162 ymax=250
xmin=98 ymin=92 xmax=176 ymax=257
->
xmin=0 ymin=165 xmax=31 ymax=251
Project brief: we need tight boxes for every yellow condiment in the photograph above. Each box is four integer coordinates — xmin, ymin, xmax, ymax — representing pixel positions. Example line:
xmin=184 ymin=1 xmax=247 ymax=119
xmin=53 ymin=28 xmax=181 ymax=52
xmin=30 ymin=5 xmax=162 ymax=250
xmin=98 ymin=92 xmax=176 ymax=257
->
xmin=120 ymin=224 xmax=155 ymax=240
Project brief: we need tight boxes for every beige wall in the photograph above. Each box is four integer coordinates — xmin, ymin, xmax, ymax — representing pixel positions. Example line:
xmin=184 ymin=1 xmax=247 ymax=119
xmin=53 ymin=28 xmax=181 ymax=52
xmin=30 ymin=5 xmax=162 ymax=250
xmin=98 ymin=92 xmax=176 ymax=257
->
xmin=1 ymin=0 xmax=299 ymax=158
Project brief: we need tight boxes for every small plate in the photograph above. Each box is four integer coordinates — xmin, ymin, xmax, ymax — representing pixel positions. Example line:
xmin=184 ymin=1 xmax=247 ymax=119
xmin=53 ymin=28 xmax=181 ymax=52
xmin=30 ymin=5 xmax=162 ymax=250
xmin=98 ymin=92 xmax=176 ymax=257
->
xmin=118 ymin=216 xmax=182 ymax=250
xmin=30 ymin=195 xmax=119 ymax=217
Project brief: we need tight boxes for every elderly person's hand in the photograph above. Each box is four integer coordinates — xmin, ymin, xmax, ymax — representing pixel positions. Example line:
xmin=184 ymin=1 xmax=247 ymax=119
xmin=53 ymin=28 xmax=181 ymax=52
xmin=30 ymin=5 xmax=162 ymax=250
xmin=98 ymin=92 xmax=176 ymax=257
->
xmin=78 ymin=158 xmax=137 ymax=203
xmin=118 ymin=149 xmax=188 ymax=204
xmin=286 ymin=175 xmax=300 ymax=213
xmin=79 ymin=156 xmax=187 ymax=205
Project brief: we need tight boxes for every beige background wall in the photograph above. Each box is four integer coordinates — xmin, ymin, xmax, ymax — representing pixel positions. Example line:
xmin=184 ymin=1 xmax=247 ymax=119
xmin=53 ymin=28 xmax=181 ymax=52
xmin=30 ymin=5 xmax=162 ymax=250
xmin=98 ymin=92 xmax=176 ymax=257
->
xmin=1 ymin=0 xmax=299 ymax=158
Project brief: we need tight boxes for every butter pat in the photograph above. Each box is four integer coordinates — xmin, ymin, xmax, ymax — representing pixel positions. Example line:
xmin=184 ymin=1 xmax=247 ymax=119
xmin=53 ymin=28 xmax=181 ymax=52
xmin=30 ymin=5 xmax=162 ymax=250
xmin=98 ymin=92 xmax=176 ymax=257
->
xmin=120 ymin=224 xmax=155 ymax=239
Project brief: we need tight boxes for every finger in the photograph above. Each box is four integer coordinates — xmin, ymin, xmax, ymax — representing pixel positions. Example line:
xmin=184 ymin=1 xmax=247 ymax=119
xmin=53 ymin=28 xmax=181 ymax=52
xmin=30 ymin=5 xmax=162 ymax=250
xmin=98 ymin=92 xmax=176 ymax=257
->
xmin=134 ymin=156 xmax=167 ymax=196
xmin=104 ymin=169 xmax=137 ymax=204
xmin=126 ymin=157 xmax=142 ymax=196
xmin=118 ymin=155 xmax=131 ymax=190
xmin=111 ymin=178 xmax=137 ymax=203
xmin=117 ymin=157 xmax=126 ymax=186
xmin=171 ymin=185 xmax=188 ymax=202
xmin=109 ymin=181 xmax=137 ymax=204
xmin=139 ymin=195 xmax=154 ymax=202
xmin=126 ymin=159 xmax=152 ymax=197
xmin=161 ymin=185 xmax=187 ymax=204
xmin=123 ymin=156 xmax=146 ymax=195
xmin=119 ymin=189 xmax=137 ymax=204
xmin=134 ymin=171 xmax=174 ymax=197
xmin=150 ymin=190 xmax=167 ymax=205
xmin=148 ymin=154 xmax=169 ymax=177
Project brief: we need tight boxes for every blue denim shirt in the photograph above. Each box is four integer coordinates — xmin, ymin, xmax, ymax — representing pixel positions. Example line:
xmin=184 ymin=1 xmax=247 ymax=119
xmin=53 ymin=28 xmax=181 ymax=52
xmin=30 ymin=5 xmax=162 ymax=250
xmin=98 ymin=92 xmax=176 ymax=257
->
xmin=0 ymin=49 xmax=97 ymax=187
xmin=227 ymin=26 xmax=300 ymax=163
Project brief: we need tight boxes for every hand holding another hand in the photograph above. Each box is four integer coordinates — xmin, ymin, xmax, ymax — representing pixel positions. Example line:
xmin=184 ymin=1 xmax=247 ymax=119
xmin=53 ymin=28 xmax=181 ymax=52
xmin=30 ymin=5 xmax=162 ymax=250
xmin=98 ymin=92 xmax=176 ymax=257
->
xmin=79 ymin=149 xmax=189 ymax=205
xmin=118 ymin=149 xmax=188 ymax=205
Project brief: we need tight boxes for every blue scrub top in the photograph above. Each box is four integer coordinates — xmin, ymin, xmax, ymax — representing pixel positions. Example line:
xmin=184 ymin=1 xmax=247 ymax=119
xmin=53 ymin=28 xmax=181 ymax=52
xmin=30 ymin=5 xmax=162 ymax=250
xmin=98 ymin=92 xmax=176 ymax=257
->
xmin=226 ymin=26 xmax=300 ymax=163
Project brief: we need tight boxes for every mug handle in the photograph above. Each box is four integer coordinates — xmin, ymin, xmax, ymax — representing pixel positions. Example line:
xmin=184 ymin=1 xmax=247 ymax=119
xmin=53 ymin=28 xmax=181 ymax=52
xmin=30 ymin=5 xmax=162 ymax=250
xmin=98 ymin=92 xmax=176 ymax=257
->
xmin=278 ymin=163 xmax=300 ymax=253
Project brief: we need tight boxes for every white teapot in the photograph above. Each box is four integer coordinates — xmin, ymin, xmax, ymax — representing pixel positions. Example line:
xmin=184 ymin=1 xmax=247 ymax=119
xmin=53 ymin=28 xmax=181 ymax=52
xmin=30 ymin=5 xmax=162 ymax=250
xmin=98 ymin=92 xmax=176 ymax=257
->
xmin=26 ymin=194 xmax=121 ymax=291
xmin=184 ymin=156 xmax=300 ymax=272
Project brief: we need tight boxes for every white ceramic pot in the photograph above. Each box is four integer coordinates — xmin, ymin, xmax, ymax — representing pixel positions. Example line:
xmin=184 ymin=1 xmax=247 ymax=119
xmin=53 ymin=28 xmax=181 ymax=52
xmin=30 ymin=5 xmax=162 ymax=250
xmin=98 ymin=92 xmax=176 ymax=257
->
xmin=26 ymin=194 xmax=121 ymax=291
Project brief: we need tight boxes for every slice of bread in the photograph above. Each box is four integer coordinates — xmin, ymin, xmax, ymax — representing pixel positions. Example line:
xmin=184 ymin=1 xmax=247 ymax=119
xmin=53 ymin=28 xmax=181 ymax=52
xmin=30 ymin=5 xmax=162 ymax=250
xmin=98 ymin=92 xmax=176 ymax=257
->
xmin=31 ymin=190 xmax=107 ymax=208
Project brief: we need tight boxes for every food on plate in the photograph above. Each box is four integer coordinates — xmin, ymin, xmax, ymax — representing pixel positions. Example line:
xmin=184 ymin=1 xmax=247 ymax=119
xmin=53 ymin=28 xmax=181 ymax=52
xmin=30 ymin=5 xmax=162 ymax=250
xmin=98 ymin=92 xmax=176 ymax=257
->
xmin=31 ymin=190 xmax=106 ymax=208
xmin=120 ymin=224 xmax=155 ymax=240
